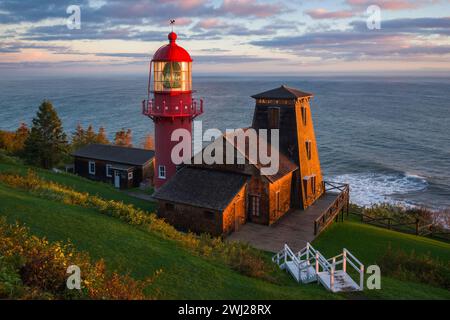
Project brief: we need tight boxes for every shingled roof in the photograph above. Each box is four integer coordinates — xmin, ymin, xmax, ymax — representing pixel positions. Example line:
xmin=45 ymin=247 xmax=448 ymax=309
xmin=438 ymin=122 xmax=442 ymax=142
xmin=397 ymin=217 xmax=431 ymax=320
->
xmin=222 ymin=129 xmax=298 ymax=183
xmin=153 ymin=167 xmax=249 ymax=211
xmin=251 ymin=85 xmax=313 ymax=100
xmin=72 ymin=144 xmax=154 ymax=166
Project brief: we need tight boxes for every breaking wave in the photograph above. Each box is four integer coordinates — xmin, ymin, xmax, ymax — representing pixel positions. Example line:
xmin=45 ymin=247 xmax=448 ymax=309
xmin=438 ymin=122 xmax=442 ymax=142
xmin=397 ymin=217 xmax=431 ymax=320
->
xmin=326 ymin=172 xmax=428 ymax=208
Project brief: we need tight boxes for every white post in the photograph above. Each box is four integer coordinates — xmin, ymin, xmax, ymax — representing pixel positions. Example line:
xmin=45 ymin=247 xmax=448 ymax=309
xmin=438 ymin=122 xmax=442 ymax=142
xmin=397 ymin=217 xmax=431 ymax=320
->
xmin=315 ymin=252 xmax=320 ymax=272
xmin=331 ymin=258 xmax=336 ymax=291
xmin=343 ymin=250 xmax=347 ymax=273
xmin=284 ymin=245 xmax=287 ymax=264
xmin=306 ymin=243 xmax=310 ymax=264
xmin=359 ymin=265 xmax=365 ymax=291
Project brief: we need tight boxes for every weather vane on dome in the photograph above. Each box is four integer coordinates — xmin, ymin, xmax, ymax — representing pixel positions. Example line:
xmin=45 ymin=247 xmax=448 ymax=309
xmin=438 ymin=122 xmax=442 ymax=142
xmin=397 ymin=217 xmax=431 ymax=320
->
xmin=170 ymin=19 xmax=175 ymax=32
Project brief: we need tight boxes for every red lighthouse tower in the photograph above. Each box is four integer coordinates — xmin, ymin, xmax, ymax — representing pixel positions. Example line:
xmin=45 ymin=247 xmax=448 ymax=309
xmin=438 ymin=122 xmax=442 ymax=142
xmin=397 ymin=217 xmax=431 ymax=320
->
xmin=142 ymin=31 xmax=203 ymax=188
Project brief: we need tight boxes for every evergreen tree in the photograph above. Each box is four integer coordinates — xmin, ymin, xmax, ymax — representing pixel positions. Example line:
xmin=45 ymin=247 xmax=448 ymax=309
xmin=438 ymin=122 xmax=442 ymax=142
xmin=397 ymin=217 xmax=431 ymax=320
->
xmin=71 ymin=123 xmax=85 ymax=150
xmin=23 ymin=100 xmax=69 ymax=169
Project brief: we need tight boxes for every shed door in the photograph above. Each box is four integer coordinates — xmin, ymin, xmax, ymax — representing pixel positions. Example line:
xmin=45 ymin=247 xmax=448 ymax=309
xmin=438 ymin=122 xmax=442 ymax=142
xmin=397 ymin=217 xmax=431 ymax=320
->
xmin=114 ymin=171 xmax=121 ymax=188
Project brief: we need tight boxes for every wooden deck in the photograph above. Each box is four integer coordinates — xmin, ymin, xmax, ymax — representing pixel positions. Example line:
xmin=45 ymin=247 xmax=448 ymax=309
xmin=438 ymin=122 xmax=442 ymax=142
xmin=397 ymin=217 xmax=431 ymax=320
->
xmin=227 ymin=192 xmax=344 ymax=253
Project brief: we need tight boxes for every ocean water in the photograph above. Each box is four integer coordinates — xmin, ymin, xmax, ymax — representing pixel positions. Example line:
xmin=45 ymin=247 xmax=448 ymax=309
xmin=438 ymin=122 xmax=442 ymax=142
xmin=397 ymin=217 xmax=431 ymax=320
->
xmin=0 ymin=76 xmax=449 ymax=209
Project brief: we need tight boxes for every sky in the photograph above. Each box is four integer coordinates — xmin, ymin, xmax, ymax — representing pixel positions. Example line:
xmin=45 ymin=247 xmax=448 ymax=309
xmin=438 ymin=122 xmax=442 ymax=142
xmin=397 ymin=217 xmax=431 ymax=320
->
xmin=0 ymin=0 xmax=449 ymax=76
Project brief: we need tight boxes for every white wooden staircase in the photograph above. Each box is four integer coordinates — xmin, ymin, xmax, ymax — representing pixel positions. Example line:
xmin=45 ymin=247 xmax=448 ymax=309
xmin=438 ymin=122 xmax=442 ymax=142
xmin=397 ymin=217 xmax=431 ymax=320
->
xmin=272 ymin=243 xmax=365 ymax=293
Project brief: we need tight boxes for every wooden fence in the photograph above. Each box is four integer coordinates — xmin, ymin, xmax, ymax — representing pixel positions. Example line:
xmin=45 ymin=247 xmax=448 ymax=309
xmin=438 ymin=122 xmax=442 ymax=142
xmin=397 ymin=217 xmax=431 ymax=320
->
xmin=350 ymin=211 xmax=450 ymax=241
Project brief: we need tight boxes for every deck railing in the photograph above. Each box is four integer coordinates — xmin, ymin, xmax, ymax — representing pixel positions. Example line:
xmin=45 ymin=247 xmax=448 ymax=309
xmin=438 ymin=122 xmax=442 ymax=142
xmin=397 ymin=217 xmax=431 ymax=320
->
xmin=314 ymin=181 xmax=350 ymax=236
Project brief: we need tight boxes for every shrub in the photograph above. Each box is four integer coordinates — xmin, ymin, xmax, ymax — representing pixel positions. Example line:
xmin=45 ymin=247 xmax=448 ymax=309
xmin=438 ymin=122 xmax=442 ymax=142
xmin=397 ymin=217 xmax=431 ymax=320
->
xmin=379 ymin=245 xmax=450 ymax=290
xmin=0 ymin=218 xmax=160 ymax=300
xmin=0 ymin=170 xmax=275 ymax=282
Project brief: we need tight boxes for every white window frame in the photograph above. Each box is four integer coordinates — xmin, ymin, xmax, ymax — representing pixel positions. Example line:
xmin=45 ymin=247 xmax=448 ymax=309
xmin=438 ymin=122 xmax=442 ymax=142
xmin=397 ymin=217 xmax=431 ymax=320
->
xmin=106 ymin=164 xmax=113 ymax=178
xmin=88 ymin=161 xmax=96 ymax=175
xmin=128 ymin=171 xmax=133 ymax=180
xmin=158 ymin=165 xmax=166 ymax=179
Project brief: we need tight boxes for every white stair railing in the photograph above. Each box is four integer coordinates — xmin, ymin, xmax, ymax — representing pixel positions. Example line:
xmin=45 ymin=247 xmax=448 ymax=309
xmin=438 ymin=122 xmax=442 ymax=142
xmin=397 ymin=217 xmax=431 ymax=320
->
xmin=325 ymin=248 xmax=365 ymax=291
xmin=272 ymin=244 xmax=364 ymax=292
xmin=343 ymin=248 xmax=365 ymax=291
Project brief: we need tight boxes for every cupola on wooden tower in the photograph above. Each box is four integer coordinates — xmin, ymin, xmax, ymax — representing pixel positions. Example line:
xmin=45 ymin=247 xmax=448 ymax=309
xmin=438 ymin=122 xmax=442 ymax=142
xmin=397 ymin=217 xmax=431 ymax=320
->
xmin=251 ymin=85 xmax=323 ymax=209
xmin=142 ymin=31 xmax=203 ymax=188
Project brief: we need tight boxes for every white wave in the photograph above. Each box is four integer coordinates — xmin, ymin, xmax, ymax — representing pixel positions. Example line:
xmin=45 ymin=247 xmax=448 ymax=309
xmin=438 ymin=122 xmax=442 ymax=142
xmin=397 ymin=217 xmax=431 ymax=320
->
xmin=325 ymin=172 xmax=428 ymax=207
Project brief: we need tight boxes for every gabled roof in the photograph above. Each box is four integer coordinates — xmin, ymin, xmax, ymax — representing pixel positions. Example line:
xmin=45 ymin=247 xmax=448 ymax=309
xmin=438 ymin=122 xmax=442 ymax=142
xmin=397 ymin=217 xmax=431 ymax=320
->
xmin=251 ymin=85 xmax=313 ymax=100
xmin=72 ymin=144 xmax=154 ymax=166
xmin=153 ymin=167 xmax=249 ymax=211
xmin=222 ymin=129 xmax=298 ymax=183
xmin=189 ymin=129 xmax=297 ymax=183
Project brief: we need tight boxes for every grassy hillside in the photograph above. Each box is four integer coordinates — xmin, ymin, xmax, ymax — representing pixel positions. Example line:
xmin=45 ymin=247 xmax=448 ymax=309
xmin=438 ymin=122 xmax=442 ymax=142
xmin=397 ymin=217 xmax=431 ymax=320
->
xmin=0 ymin=160 xmax=155 ymax=212
xmin=0 ymin=158 xmax=449 ymax=299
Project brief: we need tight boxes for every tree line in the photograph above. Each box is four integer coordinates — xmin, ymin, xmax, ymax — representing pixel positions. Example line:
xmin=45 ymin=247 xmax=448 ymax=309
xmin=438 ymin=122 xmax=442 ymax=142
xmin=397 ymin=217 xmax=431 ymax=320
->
xmin=0 ymin=100 xmax=154 ymax=169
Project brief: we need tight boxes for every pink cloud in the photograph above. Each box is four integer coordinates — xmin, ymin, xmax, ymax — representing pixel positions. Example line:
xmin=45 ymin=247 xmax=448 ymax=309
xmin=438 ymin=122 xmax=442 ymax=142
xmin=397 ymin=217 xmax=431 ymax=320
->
xmin=346 ymin=0 xmax=438 ymax=10
xmin=196 ymin=18 xmax=227 ymax=29
xmin=160 ymin=0 xmax=207 ymax=10
xmin=220 ymin=0 xmax=283 ymax=18
xmin=305 ymin=8 xmax=354 ymax=19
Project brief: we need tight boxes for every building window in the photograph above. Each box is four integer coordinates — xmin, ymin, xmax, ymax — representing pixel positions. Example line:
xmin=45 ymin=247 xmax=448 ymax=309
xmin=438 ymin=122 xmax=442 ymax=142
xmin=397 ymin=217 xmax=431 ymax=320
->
xmin=165 ymin=203 xmax=175 ymax=211
xmin=158 ymin=165 xmax=166 ymax=179
xmin=106 ymin=164 xmax=113 ymax=177
xmin=128 ymin=171 xmax=133 ymax=180
xmin=301 ymin=106 xmax=307 ymax=126
xmin=311 ymin=175 xmax=316 ymax=195
xmin=303 ymin=178 xmax=309 ymax=196
xmin=305 ymin=140 xmax=312 ymax=160
xmin=88 ymin=161 xmax=96 ymax=175
xmin=250 ymin=195 xmax=260 ymax=217
xmin=204 ymin=211 xmax=215 ymax=220
xmin=268 ymin=107 xmax=280 ymax=129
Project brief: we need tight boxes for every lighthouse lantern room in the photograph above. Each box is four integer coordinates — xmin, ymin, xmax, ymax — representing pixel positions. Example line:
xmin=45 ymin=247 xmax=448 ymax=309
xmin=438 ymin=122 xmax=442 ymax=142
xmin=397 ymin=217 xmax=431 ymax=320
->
xmin=142 ymin=31 xmax=203 ymax=188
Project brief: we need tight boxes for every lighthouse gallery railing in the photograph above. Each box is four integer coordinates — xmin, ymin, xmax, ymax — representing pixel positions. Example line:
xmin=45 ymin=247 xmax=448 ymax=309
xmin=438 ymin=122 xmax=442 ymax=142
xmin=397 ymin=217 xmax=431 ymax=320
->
xmin=142 ymin=98 xmax=203 ymax=118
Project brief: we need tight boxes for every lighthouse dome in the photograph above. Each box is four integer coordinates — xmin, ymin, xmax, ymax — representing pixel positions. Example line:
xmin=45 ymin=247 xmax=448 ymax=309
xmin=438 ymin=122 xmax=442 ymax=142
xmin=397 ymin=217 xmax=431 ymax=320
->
xmin=153 ymin=32 xmax=192 ymax=62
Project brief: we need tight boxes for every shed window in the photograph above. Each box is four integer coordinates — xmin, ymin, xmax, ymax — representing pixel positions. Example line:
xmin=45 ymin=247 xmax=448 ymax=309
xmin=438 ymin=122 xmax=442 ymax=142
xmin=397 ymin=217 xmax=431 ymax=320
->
xmin=165 ymin=203 xmax=175 ymax=211
xmin=268 ymin=107 xmax=280 ymax=129
xmin=128 ymin=171 xmax=133 ymax=180
xmin=158 ymin=165 xmax=166 ymax=179
xmin=88 ymin=161 xmax=96 ymax=175
xmin=305 ymin=140 xmax=312 ymax=160
xmin=106 ymin=164 xmax=113 ymax=177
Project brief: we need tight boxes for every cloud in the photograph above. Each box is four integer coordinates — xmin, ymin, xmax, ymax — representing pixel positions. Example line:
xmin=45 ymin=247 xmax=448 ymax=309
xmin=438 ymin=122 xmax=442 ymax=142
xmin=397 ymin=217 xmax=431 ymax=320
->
xmin=350 ymin=17 xmax=450 ymax=35
xmin=346 ymin=0 xmax=441 ymax=10
xmin=250 ymin=17 xmax=450 ymax=61
xmin=305 ymin=8 xmax=354 ymax=19
xmin=218 ymin=0 xmax=284 ymax=17
xmin=194 ymin=54 xmax=285 ymax=63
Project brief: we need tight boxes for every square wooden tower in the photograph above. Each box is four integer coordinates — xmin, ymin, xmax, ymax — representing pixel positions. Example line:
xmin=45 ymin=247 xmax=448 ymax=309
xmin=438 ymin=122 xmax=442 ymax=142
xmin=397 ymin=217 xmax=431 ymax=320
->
xmin=251 ymin=85 xmax=324 ymax=209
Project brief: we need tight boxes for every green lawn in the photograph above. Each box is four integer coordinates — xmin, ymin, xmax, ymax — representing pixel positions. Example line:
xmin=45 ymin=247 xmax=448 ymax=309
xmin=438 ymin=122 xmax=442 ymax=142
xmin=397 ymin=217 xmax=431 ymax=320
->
xmin=0 ymin=161 xmax=155 ymax=212
xmin=0 ymin=159 xmax=449 ymax=299
xmin=313 ymin=220 xmax=450 ymax=299
xmin=0 ymin=183 xmax=334 ymax=299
